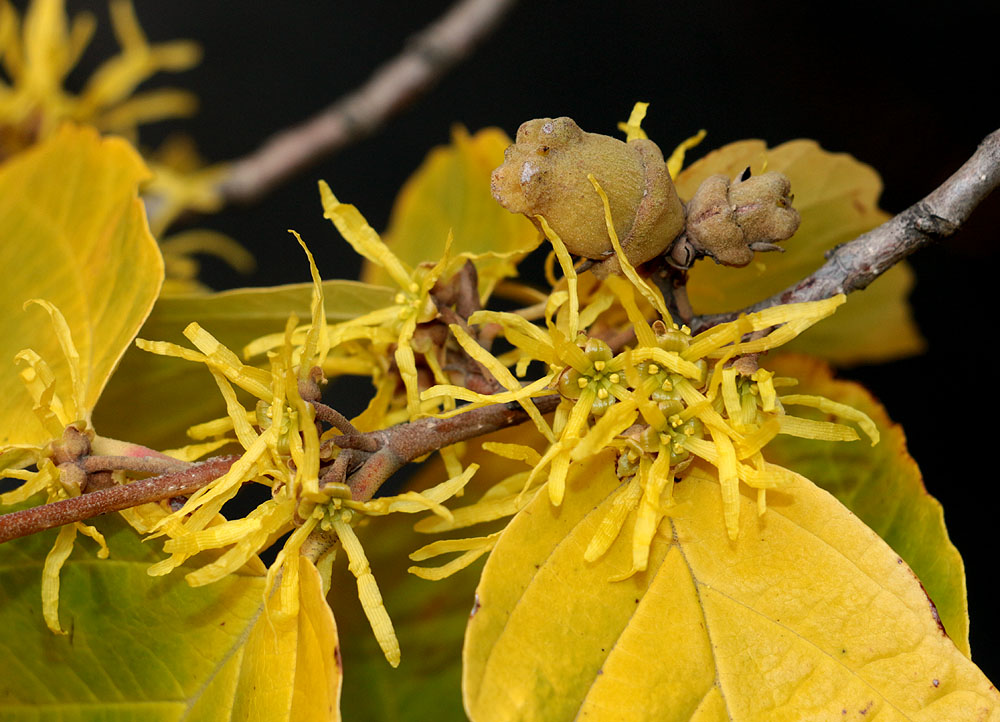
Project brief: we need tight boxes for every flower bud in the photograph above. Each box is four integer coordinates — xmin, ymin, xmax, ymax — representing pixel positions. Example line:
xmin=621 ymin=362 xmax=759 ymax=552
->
xmin=49 ymin=424 xmax=91 ymax=465
xmin=681 ymin=170 xmax=800 ymax=267
xmin=491 ymin=117 xmax=685 ymax=276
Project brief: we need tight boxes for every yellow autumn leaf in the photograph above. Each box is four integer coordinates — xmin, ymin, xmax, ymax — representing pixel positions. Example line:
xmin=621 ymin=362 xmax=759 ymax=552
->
xmin=229 ymin=555 xmax=342 ymax=722
xmin=463 ymin=450 xmax=999 ymax=721
xmin=0 ymin=123 xmax=163 ymax=448
xmin=764 ymin=354 xmax=968 ymax=656
xmin=676 ymin=139 xmax=923 ymax=364
xmin=364 ymin=127 xmax=541 ymax=299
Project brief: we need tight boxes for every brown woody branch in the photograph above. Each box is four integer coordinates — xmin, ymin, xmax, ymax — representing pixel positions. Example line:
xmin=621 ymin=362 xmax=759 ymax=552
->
xmin=690 ymin=128 xmax=1000 ymax=332
xmin=217 ymin=0 xmax=517 ymax=205
xmin=0 ymin=456 xmax=238 ymax=544
xmin=343 ymin=394 xmax=559 ymax=501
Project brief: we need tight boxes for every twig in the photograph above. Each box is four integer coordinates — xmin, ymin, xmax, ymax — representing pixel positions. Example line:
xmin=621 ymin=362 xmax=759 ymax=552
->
xmin=79 ymin=455 xmax=190 ymax=475
xmin=347 ymin=394 xmax=560 ymax=501
xmin=312 ymin=401 xmax=367 ymax=439
xmin=217 ymin=0 xmax=517 ymax=205
xmin=691 ymin=128 xmax=1000 ymax=331
xmin=0 ymin=456 xmax=238 ymax=544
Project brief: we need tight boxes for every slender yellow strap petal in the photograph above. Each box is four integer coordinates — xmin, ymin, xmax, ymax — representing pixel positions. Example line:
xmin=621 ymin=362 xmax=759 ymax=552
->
xmin=777 ymin=415 xmax=860 ymax=442
xmin=75 ymin=521 xmax=109 ymax=558
xmin=320 ymin=180 xmax=413 ymax=291
xmin=617 ymin=101 xmax=649 ymax=141
xmin=23 ymin=299 xmax=85 ymax=422
xmin=0 ymin=462 xmax=54 ymax=505
xmin=721 ymin=367 xmax=742 ymax=423
xmin=184 ymin=322 xmax=273 ymax=401
xmin=779 ymin=393 xmax=879 ymax=445
xmin=733 ymin=417 xmax=781 ymax=459
xmin=709 ymin=428 xmax=741 ymax=540
xmin=42 ymin=525 xmax=77 ymax=634
xmin=13 ymin=349 xmax=66 ymax=437
xmin=185 ymin=498 xmax=295 ymax=587
xmin=449 ymin=324 xmax=554 ymax=441
xmin=587 ymin=174 xmax=670 ymax=320
xmin=753 ymin=368 xmax=777 ymax=412
xmin=666 ymin=129 xmax=707 ymax=179
xmin=482 ymin=442 xmax=542 ymax=466
xmin=578 ymin=290 xmax=615 ymax=330
xmin=571 ymin=399 xmax=638 ymax=461
xmin=408 ymin=532 xmax=502 ymax=580
xmin=627 ymin=449 xmax=674 ymax=575
xmin=585 ymin=475 xmax=642 ymax=562
xmin=350 ymin=464 xmax=478 ymax=517
xmin=421 ymin=374 xmax=554 ymax=415
xmin=290 ymin=230 xmax=329 ymax=376
xmin=333 ymin=517 xmax=400 ymax=667
xmin=414 ymin=477 xmax=538 ymax=534
xmin=535 ymin=216 xmax=579 ymax=339
xmin=163 ymin=515 xmax=263 ymax=556
xmin=395 ymin=315 xmax=421 ymax=418
xmin=604 ymin=275 xmax=657 ymax=348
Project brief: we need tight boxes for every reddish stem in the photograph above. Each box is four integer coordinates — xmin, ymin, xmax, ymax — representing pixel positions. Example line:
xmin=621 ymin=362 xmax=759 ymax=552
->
xmin=0 ymin=456 xmax=238 ymax=544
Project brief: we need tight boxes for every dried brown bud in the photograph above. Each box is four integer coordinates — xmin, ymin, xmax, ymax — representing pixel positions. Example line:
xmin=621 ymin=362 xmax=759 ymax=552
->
xmin=679 ymin=170 xmax=800 ymax=267
xmin=49 ymin=424 xmax=91 ymax=465
xmin=491 ymin=117 xmax=685 ymax=277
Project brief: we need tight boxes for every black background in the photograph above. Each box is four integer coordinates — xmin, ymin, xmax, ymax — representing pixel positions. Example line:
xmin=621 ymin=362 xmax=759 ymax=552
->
xmin=43 ymin=0 xmax=1000 ymax=687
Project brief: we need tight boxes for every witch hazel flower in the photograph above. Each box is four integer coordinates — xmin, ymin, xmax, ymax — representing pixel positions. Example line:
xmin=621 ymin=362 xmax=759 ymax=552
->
xmin=413 ymin=175 xmax=878 ymax=582
xmin=136 ymin=237 xmax=477 ymax=666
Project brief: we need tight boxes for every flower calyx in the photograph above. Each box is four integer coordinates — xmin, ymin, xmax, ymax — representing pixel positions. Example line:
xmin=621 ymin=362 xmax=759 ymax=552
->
xmin=556 ymin=338 xmax=625 ymax=415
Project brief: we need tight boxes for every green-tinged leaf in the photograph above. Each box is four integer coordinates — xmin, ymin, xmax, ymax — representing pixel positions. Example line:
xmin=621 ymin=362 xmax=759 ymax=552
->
xmin=364 ymin=127 xmax=541 ymax=298
xmin=675 ymin=139 xmax=923 ymax=365
xmin=764 ymin=353 xmax=968 ymax=655
xmin=463 ymin=450 xmax=998 ymax=721
xmin=0 ymin=124 xmax=163 ymax=447
xmin=94 ymin=280 xmax=395 ymax=449
xmin=0 ymin=500 xmax=341 ymax=721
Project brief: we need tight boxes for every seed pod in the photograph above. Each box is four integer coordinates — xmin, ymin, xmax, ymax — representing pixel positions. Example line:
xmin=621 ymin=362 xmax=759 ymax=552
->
xmin=491 ymin=117 xmax=685 ymax=277
xmin=679 ymin=169 xmax=800 ymax=267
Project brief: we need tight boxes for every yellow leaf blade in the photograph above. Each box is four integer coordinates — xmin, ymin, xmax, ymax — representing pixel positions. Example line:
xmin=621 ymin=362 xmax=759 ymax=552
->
xmin=230 ymin=555 xmax=343 ymax=721
xmin=463 ymin=451 xmax=998 ymax=720
xmin=0 ymin=124 xmax=163 ymax=447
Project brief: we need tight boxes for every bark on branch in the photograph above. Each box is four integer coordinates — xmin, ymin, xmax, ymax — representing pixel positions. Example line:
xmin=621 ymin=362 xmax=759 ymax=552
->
xmin=217 ymin=0 xmax=516 ymax=205
xmin=0 ymin=456 xmax=238 ymax=544
xmin=691 ymin=128 xmax=1000 ymax=331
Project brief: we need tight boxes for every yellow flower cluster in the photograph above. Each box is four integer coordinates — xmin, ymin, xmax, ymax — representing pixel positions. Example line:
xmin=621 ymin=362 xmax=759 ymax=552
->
xmin=0 ymin=300 xmax=108 ymax=634
xmin=411 ymin=175 xmax=878 ymax=581
xmin=137 ymin=237 xmax=475 ymax=666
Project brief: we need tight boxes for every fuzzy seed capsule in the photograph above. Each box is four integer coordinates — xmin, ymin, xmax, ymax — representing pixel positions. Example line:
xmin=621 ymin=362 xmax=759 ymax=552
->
xmin=491 ymin=117 xmax=686 ymax=277
xmin=679 ymin=170 xmax=801 ymax=267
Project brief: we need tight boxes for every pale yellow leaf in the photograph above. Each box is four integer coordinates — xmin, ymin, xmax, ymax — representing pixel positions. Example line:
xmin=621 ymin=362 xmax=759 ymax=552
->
xmin=463 ymin=450 xmax=998 ymax=721
xmin=0 ymin=124 xmax=162 ymax=447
